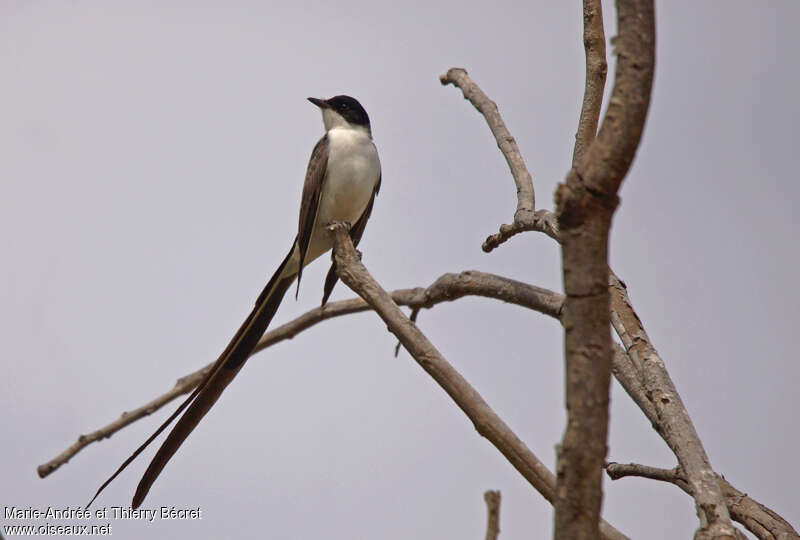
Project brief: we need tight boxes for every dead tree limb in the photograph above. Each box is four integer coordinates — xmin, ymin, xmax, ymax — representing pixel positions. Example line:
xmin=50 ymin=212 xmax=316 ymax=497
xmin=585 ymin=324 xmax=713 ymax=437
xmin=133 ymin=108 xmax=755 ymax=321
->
xmin=38 ymin=271 xmax=563 ymax=478
xmin=552 ymin=0 xmax=655 ymax=537
xmin=605 ymin=463 xmax=800 ymax=540
xmin=441 ymin=62 xmax=793 ymax=536
xmin=610 ymin=273 xmax=741 ymax=538
xmin=484 ymin=490 xmax=501 ymax=540
xmin=572 ymin=0 xmax=608 ymax=168
xmin=328 ymin=222 xmax=629 ymax=540
xmin=440 ymin=69 xmax=559 ymax=249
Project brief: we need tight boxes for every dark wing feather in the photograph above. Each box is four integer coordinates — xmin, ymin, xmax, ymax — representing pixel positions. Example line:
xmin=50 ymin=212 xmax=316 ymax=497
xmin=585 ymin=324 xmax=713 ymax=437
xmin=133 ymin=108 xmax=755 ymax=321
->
xmin=295 ymin=135 xmax=328 ymax=299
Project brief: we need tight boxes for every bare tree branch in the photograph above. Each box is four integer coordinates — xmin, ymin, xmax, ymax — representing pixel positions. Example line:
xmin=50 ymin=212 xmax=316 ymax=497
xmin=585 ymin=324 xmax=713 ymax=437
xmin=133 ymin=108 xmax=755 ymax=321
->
xmin=437 ymin=39 xmax=744 ymax=538
xmin=484 ymin=490 xmax=501 ymax=540
xmin=38 ymin=271 xmax=564 ymax=479
xmin=36 ymin=365 xmax=212 ymax=478
xmin=612 ymin=311 xmax=796 ymax=536
xmin=607 ymin=462 xmax=683 ymax=483
xmin=439 ymin=68 xmax=535 ymax=216
xmin=328 ymin=222 xmax=554 ymax=498
xmin=442 ymin=44 xmax=736 ymax=526
xmin=440 ymin=59 xmax=792 ymax=537
xmin=440 ymin=68 xmax=560 ymax=250
xmin=327 ymin=222 xmax=629 ymax=540
xmin=40 ymin=262 xmax=790 ymax=538
xmin=610 ymin=342 xmax=657 ymax=422
xmin=605 ymin=463 xmax=800 ymax=540
xmin=439 ymin=0 xmax=607 ymax=254
xmin=394 ymin=306 xmax=420 ymax=357
xmin=609 ymin=273 xmax=740 ymax=538
xmin=572 ymin=0 xmax=608 ymax=168
xmin=718 ymin=478 xmax=799 ymax=540
xmin=483 ymin=210 xmax=561 ymax=249
xmin=42 ymin=8 xmax=792 ymax=533
xmin=553 ymin=1 xmax=655 ymax=538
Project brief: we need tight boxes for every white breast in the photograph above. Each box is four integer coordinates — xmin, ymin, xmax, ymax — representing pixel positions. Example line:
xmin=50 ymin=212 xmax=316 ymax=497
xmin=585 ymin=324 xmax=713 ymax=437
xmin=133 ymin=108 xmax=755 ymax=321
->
xmin=316 ymin=126 xmax=380 ymax=226
xmin=280 ymin=125 xmax=380 ymax=276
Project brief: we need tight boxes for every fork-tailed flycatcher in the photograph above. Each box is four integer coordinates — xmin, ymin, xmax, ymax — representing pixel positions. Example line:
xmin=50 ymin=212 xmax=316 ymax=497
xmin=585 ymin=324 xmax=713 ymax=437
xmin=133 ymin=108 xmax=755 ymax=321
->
xmin=90 ymin=95 xmax=381 ymax=509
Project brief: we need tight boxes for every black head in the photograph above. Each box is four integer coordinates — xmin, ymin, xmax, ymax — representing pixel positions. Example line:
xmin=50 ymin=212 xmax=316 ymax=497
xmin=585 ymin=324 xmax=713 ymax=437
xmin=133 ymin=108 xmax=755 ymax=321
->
xmin=308 ymin=95 xmax=370 ymax=128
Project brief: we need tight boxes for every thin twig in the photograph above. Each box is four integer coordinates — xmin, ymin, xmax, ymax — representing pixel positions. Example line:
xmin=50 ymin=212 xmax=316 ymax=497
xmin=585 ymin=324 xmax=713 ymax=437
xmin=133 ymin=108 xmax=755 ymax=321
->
xmin=483 ymin=210 xmax=560 ymax=249
xmin=38 ymin=271 xmax=564 ymax=478
xmin=484 ymin=490 xmax=501 ymax=540
xmin=36 ymin=365 xmax=211 ymax=478
xmin=441 ymin=48 xmax=610 ymax=251
xmin=572 ymin=0 xmax=608 ymax=167
xmin=395 ymin=307 xmax=420 ymax=357
xmin=439 ymin=68 xmax=535 ymax=216
xmin=605 ymin=463 xmax=800 ymax=540
xmin=606 ymin=462 xmax=685 ymax=484
xmin=327 ymin=222 xmax=629 ymax=540
xmin=440 ymin=68 xmax=558 ymax=251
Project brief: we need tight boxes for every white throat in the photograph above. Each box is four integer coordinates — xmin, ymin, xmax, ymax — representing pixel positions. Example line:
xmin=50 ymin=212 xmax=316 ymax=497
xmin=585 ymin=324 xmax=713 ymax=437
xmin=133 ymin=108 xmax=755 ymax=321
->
xmin=320 ymin=109 xmax=371 ymax=138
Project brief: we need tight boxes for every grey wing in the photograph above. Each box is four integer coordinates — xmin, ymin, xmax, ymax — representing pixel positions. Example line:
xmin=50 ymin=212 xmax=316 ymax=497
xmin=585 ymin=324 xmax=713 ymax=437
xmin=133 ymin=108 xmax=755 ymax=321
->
xmin=321 ymin=172 xmax=381 ymax=305
xmin=295 ymin=134 xmax=328 ymax=298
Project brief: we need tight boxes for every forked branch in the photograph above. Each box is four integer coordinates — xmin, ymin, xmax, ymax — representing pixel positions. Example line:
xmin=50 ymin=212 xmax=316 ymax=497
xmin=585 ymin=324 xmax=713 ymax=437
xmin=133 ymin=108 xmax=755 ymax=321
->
xmin=38 ymin=271 xmax=563 ymax=479
xmin=605 ymin=463 xmax=799 ymax=540
xmin=552 ymin=0 xmax=655 ymax=537
xmin=328 ymin=222 xmax=629 ymax=540
xmin=440 ymin=69 xmax=559 ymax=249
xmin=439 ymin=1 xmax=782 ymax=535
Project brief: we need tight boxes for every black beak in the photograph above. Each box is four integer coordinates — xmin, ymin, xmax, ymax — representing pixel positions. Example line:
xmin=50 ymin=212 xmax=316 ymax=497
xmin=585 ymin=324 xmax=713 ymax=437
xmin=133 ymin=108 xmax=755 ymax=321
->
xmin=307 ymin=97 xmax=329 ymax=108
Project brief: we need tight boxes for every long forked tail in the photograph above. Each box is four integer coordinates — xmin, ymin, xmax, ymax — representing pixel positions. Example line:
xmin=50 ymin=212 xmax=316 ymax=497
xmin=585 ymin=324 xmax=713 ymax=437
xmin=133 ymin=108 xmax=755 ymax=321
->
xmin=88 ymin=244 xmax=296 ymax=509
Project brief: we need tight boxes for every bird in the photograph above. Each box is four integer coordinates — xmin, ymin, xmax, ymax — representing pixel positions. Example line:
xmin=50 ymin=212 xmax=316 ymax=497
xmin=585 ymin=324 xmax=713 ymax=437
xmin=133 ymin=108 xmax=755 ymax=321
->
xmin=89 ymin=95 xmax=381 ymax=509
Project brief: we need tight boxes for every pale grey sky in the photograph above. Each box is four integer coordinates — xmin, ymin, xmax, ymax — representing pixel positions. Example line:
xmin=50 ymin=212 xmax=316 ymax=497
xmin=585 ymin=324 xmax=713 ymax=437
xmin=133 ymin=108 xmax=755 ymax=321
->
xmin=2 ymin=2 xmax=798 ymax=538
